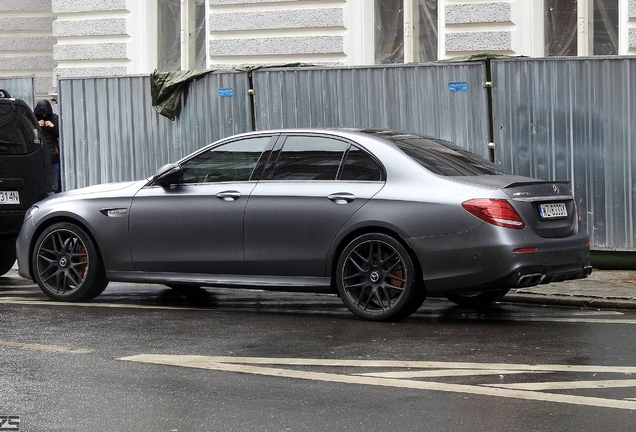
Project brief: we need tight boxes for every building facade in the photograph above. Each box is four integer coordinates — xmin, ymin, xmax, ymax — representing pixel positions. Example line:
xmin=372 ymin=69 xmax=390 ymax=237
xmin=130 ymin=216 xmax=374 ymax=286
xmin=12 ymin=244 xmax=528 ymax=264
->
xmin=2 ymin=0 xmax=636 ymax=98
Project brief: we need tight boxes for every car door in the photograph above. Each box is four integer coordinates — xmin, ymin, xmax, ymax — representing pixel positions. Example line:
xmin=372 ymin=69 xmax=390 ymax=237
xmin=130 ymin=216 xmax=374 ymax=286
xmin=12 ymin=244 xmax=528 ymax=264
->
xmin=244 ymin=134 xmax=386 ymax=277
xmin=129 ymin=135 xmax=274 ymax=274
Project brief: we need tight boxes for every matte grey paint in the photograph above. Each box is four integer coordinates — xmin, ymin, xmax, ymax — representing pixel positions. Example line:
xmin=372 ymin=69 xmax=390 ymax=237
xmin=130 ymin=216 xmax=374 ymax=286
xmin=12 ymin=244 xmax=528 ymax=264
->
xmin=16 ymin=129 xmax=591 ymax=302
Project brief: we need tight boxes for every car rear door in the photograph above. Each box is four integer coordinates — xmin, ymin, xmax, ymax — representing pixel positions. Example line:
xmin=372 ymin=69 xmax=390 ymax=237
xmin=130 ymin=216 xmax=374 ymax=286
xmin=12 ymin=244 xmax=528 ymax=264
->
xmin=129 ymin=135 xmax=274 ymax=274
xmin=244 ymin=133 xmax=385 ymax=277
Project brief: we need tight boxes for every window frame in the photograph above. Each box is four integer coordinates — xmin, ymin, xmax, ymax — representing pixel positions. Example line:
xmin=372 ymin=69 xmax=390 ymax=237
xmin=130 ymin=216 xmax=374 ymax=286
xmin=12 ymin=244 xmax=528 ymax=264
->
xmin=176 ymin=134 xmax=278 ymax=184
xmin=544 ymin=0 xmax=623 ymax=56
xmin=373 ymin=0 xmax=439 ymax=64
xmin=156 ymin=0 xmax=208 ymax=72
xmin=262 ymin=133 xmax=386 ymax=182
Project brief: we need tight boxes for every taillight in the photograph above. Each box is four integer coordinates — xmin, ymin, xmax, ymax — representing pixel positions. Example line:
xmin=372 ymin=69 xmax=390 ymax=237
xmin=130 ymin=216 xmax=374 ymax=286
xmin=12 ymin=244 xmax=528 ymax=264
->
xmin=462 ymin=199 xmax=525 ymax=229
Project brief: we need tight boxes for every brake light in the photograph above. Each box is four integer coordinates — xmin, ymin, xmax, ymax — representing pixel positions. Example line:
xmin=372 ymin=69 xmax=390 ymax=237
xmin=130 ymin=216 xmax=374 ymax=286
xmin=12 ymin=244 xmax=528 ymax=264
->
xmin=462 ymin=199 xmax=525 ymax=229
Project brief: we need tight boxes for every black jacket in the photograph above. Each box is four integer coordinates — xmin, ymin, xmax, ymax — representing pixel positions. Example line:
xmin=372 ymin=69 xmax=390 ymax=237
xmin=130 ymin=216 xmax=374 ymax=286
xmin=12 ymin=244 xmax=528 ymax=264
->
xmin=34 ymin=100 xmax=59 ymax=163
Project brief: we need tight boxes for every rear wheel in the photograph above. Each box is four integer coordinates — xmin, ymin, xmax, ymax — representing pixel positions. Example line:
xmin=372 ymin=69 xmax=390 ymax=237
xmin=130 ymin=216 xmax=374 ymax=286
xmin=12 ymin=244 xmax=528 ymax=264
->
xmin=444 ymin=288 xmax=510 ymax=308
xmin=336 ymin=233 xmax=426 ymax=321
xmin=0 ymin=239 xmax=16 ymax=276
xmin=32 ymin=222 xmax=108 ymax=301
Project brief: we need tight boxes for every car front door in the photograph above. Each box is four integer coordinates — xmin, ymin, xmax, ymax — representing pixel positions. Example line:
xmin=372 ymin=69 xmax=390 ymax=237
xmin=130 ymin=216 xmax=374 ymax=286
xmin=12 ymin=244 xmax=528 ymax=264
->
xmin=129 ymin=135 xmax=274 ymax=274
xmin=244 ymin=134 xmax=386 ymax=277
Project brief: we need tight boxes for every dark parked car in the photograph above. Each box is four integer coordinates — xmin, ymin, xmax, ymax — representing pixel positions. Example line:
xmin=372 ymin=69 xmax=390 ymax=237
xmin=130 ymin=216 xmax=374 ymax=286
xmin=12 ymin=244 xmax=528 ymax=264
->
xmin=16 ymin=129 xmax=591 ymax=320
xmin=0 ymin=89 xmax=51 ymax=276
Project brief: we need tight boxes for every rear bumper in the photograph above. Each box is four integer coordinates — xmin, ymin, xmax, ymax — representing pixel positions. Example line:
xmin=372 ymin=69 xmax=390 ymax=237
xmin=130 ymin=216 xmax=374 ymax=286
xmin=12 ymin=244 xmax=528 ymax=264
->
xmin=444 ymin=262 xmax=593 ymax=294
xmin=407 ymin=224 xmax=591 ymax=295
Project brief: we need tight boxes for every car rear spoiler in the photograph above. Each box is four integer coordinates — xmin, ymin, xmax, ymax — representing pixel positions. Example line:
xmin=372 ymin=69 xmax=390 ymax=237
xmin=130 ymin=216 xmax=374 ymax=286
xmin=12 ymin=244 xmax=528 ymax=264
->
xmin=503 ymin=180 xmax=570 ymax=189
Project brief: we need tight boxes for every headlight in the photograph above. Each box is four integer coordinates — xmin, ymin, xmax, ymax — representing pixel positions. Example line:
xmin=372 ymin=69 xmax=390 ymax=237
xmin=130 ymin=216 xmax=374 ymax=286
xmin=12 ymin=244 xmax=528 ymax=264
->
xmin=24 ymin=205 xmax=39 ymax=222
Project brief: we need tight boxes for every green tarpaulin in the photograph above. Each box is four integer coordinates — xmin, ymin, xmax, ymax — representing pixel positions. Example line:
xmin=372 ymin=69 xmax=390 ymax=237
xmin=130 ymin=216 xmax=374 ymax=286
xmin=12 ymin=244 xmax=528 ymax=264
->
xmin=150 ymin=70 xmax=210 ymax=120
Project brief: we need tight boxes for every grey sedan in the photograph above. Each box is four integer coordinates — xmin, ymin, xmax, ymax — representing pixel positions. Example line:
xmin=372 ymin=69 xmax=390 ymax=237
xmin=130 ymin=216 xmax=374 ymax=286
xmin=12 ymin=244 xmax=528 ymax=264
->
xmin=16 ymin=129 xmax=591 ymax=321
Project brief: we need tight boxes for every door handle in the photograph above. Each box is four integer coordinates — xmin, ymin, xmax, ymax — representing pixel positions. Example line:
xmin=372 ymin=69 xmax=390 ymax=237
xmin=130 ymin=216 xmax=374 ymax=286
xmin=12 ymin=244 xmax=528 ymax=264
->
xmin=216 ymin=190 xmax=242 ymax=201
xmin=328 ymin=193 xmax=355 ymax=204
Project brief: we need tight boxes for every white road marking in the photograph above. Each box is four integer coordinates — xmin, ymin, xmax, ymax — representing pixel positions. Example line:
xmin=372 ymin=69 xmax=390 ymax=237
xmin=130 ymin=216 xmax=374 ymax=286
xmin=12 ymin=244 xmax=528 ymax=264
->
xmin=0 ymin=340 xmax=92 ymax=354
xmin=118 ymin=355 xmax=636 ymax=411
xmin=358 ymin=369 xmax=548 ymax=378
xmin=484 ymin=379 xmax=636 ymax=390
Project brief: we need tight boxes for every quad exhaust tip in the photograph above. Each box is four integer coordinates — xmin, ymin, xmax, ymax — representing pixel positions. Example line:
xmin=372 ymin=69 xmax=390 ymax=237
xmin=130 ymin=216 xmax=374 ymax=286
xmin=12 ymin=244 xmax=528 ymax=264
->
xmin=516 ymin=273 xmax=544 ymax=287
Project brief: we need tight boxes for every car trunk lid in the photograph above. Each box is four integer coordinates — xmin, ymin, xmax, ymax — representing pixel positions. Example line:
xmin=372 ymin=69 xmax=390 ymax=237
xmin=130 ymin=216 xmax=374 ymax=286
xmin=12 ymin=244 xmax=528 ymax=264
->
xmin=502 ymin=180 xmax=576 ymax=238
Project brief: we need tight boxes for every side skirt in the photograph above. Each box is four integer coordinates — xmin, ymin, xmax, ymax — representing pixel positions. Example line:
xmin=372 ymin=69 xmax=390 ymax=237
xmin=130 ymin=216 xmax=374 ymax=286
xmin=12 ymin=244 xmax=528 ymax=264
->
xmin=105 ymin=271 xmax=334 ymax=293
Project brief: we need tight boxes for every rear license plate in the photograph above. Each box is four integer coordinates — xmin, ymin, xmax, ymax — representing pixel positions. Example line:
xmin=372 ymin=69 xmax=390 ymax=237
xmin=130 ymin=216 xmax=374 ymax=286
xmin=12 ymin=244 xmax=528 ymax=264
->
xmin=538 ymin=203 xmax=567 ymax=219
xmin=0 ymin=190 xmax=20 ymax=205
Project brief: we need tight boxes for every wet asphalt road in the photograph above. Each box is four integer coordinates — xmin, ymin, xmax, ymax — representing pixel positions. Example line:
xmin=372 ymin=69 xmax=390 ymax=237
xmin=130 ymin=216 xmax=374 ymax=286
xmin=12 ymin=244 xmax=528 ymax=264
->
xmin=2 ymin=274 xmax=636 ymax=432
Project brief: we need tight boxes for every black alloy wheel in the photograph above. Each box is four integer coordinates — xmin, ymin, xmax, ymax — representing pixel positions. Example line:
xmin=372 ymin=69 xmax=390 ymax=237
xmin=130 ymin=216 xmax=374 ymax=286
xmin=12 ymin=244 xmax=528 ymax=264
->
xmin=444 ymin=288 xmax=510 ymax=308
xmin=32 ymin=222 xmax=108 ymax=301
xmin=336 ymin=233 xmax=426 ymax=321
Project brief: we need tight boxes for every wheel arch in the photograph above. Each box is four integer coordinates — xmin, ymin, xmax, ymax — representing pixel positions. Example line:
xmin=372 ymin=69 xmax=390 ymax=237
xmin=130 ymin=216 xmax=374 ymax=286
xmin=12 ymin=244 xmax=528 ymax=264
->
xmin=28 ymin=216 xmax=103 ymax=280
xmin=328 ymin=226 xmax=424 ymax=293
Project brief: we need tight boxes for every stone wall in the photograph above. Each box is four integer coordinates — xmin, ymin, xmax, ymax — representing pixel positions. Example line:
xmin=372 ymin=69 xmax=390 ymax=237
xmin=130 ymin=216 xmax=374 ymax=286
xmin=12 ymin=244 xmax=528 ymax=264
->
xmin=444 ymin=1 xmax=514 ymax=55
xmin=209 ymin=0 xmax=346 ymax=68
xmin=0 ymin=0 xmax=55 ymax=98
xmin=51 ymin=0 xmax=131 ymax=83
xmin=629 ymin=0 xmax=636 ymax=52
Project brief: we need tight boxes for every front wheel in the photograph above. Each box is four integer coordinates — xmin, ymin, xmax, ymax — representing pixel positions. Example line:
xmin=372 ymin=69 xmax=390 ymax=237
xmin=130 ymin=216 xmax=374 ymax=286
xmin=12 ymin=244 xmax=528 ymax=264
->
xmin=444 ymin=288 xmax=510 ymax=308
xmin=336 ymin=233 xmax=426 ymax=321
xmin=32 ymin=222 xmax=109 ymax=301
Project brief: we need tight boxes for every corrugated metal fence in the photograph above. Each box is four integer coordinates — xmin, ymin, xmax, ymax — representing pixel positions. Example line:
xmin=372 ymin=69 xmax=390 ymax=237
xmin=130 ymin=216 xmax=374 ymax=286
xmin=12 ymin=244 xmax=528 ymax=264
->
xmin=0 ymin=76 xmax=36 ymax=108
xmin=56 ymin=58 xmax=636 ymax=251
xmin=252 ymin=63 xmax=490 ymax=158
xmin=491 ymin=57 xmax=636 ymax=251
xmin=58 ymin=72 xmax=251 ymax=189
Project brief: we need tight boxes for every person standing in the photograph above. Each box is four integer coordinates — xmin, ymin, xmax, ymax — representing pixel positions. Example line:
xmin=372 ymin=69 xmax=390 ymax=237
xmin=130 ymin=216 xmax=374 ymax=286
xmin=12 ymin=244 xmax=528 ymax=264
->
xmin=34 ymin=99 xmax=61 ymax=193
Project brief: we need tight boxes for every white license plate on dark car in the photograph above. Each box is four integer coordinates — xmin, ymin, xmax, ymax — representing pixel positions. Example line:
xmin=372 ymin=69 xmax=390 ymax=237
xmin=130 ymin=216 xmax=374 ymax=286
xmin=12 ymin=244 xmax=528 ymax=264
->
xmin=539 ymin=203 xmax=567 ymax=219
xmin=0 ymin=190 xmax=20 ymax=204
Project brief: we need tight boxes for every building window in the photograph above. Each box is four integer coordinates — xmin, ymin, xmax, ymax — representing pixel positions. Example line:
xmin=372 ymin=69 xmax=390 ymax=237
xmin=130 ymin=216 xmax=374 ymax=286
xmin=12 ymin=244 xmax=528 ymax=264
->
xmin=545 ymin=0 xmax=618 ymax=56
xmin=374 ymin=0 xmax=438 ymax=64
xmin=157 ymin=0 xmax=207 ymax=71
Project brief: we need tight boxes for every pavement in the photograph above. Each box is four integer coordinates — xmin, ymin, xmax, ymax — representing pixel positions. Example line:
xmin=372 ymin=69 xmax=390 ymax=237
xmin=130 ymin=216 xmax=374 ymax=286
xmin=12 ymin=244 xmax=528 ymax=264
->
xmin=5 ymin=263 xmax=636 ymax=311
xmin=506 ymin=269 xmax=636 ymax=310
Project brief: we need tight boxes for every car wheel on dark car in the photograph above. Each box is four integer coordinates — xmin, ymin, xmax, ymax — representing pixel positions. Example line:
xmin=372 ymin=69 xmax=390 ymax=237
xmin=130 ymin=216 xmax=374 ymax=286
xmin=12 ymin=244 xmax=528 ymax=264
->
xmin=444 ymin=288 xmax=510 ymax=308
xmin=0 ymin=239 xmax=16 ymax=276
xmin=336 ymin=233 xmax=426 ymax=321
xmin=33 ymin=222 xmax=108 ymax=301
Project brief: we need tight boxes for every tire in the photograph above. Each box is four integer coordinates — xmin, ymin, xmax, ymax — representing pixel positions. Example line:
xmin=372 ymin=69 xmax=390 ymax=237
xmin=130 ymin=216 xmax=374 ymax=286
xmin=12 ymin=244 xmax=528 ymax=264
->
xmin=444 ymin=288 xmax=510 ymax=308
xmin=0 ymin=239 xmax=16 ymax=276
xmin=336 ymin=233 xmax=426 ymax=321
xmin=32 ymin=222 xmax=109 ymax=301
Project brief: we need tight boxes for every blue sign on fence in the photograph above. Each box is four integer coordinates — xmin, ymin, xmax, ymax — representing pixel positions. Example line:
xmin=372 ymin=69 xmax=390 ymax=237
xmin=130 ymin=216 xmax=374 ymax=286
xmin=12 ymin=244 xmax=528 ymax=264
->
xmin=448 ymin=82 xmax=468 ymax=92
xmin=218 ymin=87 xmax=234 ymax=97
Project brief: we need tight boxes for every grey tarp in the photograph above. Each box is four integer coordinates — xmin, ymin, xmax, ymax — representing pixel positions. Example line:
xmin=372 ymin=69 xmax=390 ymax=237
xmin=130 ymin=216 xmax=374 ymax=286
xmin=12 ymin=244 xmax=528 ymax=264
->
xmin=150 ymin=70 xmax=210 ymax=120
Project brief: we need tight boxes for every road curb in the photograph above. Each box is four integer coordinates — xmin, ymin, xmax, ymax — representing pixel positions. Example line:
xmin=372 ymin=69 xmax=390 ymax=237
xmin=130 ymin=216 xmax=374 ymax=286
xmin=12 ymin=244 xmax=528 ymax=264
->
xmin=504 ymin=293 xmax=636 ymax=310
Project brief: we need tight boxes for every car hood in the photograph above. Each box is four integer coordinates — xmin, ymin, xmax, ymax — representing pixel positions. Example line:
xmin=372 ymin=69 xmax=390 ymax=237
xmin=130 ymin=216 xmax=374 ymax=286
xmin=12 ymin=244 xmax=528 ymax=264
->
xmin=46 ymin=180 xmax=147 ymax=201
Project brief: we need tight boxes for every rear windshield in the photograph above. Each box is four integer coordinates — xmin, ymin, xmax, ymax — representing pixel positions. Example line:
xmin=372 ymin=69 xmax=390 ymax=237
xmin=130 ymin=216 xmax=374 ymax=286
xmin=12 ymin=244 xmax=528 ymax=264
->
xmin=363 ymin=130 xmax=506 ymax=176
xmin=0 ymin=101 xmax=42 ymax=155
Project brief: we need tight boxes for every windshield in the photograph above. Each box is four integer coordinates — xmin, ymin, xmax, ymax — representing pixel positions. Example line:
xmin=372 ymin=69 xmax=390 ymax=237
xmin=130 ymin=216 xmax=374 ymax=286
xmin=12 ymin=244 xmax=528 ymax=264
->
xmin=0 ymin=101 xmax=42 ymax=155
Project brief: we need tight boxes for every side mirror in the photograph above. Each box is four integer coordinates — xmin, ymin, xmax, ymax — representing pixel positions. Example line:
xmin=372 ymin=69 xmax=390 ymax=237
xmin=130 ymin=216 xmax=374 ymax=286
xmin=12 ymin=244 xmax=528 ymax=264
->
xmin=151 ymin=163 xmax=183 ymax=186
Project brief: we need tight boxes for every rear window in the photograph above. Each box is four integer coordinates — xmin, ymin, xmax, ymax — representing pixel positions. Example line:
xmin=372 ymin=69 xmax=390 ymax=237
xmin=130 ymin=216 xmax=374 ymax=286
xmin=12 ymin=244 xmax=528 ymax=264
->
xmin=359 ymin=130 xmax=506 ymax=176
xmin=0 ymin=101 xmax=42 ymax=155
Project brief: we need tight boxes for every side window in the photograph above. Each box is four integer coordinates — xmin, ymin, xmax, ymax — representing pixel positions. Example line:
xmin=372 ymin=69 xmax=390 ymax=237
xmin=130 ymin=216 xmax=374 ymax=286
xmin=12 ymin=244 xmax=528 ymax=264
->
xmin=180 ymin=137 xmax=270 ymax=183
xmin=340 ymin=146 xmax=384 ymax=181
xmin=271 ymin=136 xmax=349 ymax=181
